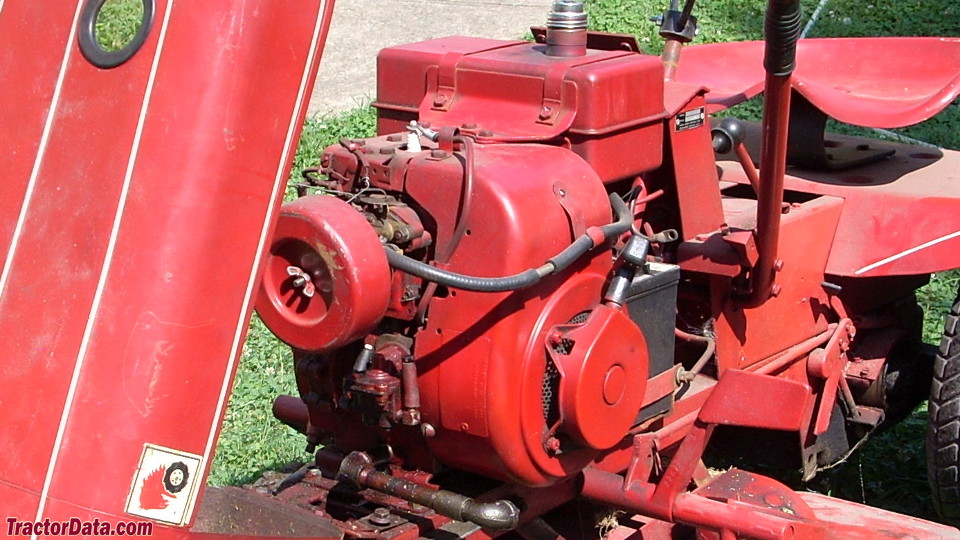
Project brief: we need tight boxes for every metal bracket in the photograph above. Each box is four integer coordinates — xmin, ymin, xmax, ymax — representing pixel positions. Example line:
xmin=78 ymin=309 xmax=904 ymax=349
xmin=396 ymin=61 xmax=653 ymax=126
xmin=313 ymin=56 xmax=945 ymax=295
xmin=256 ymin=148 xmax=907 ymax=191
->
xmin=788 ymin=94 xmax=895 ymax=170
xmin=807 ymin=318 xmax=857 ymax=435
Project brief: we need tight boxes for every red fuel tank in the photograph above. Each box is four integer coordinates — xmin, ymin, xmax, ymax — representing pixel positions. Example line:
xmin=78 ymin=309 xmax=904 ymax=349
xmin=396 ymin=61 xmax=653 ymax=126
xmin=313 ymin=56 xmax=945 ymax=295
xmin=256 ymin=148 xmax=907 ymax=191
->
xmin=374 ymin=36 xmax=669 ymax=184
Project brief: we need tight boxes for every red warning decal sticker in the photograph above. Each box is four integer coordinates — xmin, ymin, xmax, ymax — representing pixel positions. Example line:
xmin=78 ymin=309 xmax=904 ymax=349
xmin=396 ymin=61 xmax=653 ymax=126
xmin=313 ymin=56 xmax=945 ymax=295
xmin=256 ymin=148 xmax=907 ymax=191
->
xmin=125 ymin=444 xmax=203 ymax=526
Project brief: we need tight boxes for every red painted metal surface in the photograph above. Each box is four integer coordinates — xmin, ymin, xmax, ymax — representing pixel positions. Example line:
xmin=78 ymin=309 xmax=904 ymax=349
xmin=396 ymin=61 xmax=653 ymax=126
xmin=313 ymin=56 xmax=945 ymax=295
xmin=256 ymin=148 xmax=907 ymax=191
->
xmin=580 ymin=370 xmax=960 ymax=539
xmin=745 ymin=69 xmax=793 ymax=305
xmin=546 ymin=304 xmax=649 ymax=450
xmin=717 ymin=132 xmax=960 ymax=277
xmin=256 ymin=17 xmax=959 ymax=538
xmin=5 ymin=0 xmax=960 ymax=537
xmin=693 ymin=196 xmax=841 ymax=370
xmin=0 ymin=0 xmax=333 ymax=534
xmin=678 ymin=37 xmax=960 ymax=128
xmin=285 ymin=134 xmax=619 ymax=486
xmin=656 ymin=89 xmax=727 ymax=241
xmin=256 ymin=195 xmax=392 ymax=352
xmin=374 ymin=36 xmax=668 ymax=183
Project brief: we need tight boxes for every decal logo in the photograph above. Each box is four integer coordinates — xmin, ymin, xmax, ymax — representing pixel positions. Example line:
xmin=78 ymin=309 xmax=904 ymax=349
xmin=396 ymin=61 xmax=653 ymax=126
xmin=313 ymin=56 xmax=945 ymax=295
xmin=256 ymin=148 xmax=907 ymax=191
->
xmin=125 ymin=444 xmax=203 ymax=526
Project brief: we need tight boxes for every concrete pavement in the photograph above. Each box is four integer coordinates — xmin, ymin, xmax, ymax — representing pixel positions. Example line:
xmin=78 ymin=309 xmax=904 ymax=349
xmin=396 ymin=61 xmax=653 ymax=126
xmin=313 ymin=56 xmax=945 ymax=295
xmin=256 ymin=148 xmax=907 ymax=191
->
xmin=307 ymin=0 xmax=554 ymax=115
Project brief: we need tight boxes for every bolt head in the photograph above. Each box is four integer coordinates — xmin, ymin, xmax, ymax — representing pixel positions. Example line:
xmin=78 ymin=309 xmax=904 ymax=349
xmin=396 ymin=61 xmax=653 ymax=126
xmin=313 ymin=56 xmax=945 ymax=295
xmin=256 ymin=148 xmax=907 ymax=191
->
xmin=369 ymin=507 xmax=393 ymax=526
xmin=547 ymin=437 xmax=560 ymax=450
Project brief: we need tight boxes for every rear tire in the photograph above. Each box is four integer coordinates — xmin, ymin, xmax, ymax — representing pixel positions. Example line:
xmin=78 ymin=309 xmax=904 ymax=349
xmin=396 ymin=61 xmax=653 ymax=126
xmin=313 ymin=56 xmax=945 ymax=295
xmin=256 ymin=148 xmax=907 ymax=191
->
xmin=927 ymin=284 xmax=960 ymax=525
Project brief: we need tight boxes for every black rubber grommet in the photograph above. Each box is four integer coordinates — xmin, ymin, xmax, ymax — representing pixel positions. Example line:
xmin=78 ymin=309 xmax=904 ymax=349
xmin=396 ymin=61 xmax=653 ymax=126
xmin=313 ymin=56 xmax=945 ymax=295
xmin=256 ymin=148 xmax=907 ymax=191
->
xmin=78 ymin=0 xmax=155 ymax=69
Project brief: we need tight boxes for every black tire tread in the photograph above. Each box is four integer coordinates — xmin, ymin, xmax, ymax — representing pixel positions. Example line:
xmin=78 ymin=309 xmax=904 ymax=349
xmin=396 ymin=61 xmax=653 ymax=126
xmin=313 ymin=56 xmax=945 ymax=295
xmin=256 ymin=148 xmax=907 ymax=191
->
xmin=927 ymin=284 xmax=960 ymax=524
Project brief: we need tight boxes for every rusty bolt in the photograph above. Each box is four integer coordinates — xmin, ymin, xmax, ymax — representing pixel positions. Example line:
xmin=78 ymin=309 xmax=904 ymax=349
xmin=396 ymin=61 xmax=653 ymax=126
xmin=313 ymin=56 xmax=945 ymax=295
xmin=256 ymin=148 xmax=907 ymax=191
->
xmin=433 ymin=94 xmax=447 ymax=106
xmin=369 ymin=508 xmax=393 ymax=527
xmin=462 ymin=122 xmax=478 ymax=129
xmin=459 ymin=422 xmax=470 ymax=432
xmin=379 ymin=147 xmax=396 ymax=155
xmin=770 ymin=284 xmax=782 ymax=297
xmin=479 ymin=130 xmax=494 ymax=137
xmin=386 ymin=134 xmax=403 ymax=142
xmin=545 ymin=437 xmax=561 ymax=454
xmin=408 ymin=503 xmax=427 ymax=514
xmin=539 ymin=106 xmax=553 ymax=120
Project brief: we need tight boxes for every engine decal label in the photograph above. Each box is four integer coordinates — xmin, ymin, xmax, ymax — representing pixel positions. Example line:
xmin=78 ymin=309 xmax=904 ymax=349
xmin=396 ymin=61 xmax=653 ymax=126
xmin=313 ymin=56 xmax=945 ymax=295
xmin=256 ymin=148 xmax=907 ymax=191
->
xmin=124 ymin=444 xmax=203 ymax=526
xmin=675 ymin=107 xmax=705 ymax=132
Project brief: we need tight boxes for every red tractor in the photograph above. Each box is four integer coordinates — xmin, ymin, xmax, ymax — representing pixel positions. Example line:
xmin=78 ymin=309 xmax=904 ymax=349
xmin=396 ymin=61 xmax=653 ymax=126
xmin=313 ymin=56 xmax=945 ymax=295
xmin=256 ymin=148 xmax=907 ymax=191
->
xmin=2 ymin=0 xmax=960 ymax=538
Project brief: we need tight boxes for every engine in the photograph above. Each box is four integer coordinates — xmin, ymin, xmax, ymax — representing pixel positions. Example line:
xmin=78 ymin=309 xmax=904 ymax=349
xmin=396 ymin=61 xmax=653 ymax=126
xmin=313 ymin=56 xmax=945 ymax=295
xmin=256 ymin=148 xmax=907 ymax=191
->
xmin=255 ymin=3 xmax=681 ymax=487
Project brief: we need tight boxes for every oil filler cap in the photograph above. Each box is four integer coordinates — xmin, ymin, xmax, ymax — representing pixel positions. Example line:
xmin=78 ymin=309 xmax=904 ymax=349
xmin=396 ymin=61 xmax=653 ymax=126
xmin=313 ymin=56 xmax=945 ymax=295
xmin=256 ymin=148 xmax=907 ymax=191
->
xmin=255 ymin=195 xmax=391 ymax=352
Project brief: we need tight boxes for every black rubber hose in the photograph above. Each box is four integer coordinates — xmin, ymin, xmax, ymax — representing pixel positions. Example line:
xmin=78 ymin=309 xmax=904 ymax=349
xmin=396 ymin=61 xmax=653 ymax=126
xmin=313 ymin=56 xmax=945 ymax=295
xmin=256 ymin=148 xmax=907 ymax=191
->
xmin=384 ymin=194 xmax=632 ymax=293
xmin=545 ymin=236 xmax=595 ymax=276
xmin=599 ymin=194 xmax=633 ymax=237
xmin=384 ymin=249 xmax=544 ymax=292
xmin=549 ymin=195 xmax=632 ymax=273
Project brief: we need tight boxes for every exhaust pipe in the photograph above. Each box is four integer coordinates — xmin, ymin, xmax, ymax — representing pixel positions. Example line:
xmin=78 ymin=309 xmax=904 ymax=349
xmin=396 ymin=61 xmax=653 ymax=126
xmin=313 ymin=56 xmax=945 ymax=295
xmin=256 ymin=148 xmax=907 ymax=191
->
xmin=338 ymin=451 xmax=521 ymax=530
xmin=545 ymin=0 xmax=588 ymax=57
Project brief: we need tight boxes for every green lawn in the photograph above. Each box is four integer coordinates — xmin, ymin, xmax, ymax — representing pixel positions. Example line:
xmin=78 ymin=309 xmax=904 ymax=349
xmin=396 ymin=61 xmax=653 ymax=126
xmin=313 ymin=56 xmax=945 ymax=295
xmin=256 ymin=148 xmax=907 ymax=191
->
xmin=203 ymin=0 xmax=960 ymax=525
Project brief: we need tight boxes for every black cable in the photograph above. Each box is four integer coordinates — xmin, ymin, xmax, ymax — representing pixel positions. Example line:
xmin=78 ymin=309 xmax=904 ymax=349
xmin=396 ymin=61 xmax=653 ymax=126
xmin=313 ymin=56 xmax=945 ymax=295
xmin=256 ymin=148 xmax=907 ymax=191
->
xmin=385 ymin=194 xmax=632 ymax=293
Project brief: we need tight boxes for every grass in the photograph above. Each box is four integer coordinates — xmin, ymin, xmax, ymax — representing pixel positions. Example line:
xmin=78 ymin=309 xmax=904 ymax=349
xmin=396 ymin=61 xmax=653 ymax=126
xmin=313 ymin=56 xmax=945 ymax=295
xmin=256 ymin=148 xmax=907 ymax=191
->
xmin=94 ymin=0 xmax=144 ymax=52
xmin=91 ymin=0 xmax=960 ymax=524
xmin=207 ymin=316 xmax=305 ymax=485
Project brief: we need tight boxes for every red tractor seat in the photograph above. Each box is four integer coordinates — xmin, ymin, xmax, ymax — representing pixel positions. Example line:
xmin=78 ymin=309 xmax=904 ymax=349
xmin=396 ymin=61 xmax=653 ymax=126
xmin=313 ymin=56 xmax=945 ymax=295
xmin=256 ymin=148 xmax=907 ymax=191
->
xmin=676 ymin=37 xmax=960 ymax=129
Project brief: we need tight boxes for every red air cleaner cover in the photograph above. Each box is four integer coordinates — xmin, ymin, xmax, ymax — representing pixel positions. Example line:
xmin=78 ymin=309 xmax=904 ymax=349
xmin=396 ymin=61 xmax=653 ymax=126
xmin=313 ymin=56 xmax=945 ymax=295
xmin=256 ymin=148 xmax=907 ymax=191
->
xmin=256 ymin=195 xmax=391 ymax=352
